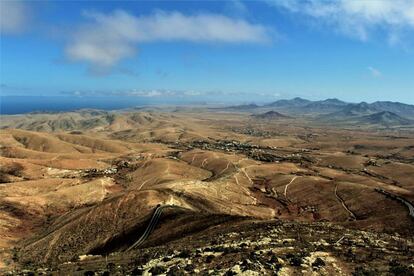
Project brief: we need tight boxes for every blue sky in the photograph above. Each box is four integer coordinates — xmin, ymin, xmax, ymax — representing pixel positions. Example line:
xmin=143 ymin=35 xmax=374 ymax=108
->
xmin=1 ymin=0 xmax=414 ymax=104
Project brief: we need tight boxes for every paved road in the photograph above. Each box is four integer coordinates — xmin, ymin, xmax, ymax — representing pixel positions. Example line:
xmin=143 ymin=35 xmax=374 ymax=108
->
xmin=375 ymin=188 xmax=414 ymax=219
xmin=126 ymin=205 xmax=171 ymax=252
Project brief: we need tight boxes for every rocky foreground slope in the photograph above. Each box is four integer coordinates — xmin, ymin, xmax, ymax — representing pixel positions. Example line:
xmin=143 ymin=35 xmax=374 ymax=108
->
xmin=6 ymin=219 xmax=414 ymax=275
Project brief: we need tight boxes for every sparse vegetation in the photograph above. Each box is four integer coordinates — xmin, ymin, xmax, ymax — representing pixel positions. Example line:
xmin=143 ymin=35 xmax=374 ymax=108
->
xmin=0 ymin=162 xmax=23 ymax=183
xmin=0 ymin=108 xmax=413 ymax=274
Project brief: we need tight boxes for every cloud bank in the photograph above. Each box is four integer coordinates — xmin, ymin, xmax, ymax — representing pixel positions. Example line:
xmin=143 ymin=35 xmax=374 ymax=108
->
xmin=269 ymin=0 xmax=414 ymax=41
xmin=0 ymin=1 xmax=29 ymax=34
xmin=65 ymin=10 xmax=271 ymax=74
xmin=61 ymin=89 xmax=281 ymax=100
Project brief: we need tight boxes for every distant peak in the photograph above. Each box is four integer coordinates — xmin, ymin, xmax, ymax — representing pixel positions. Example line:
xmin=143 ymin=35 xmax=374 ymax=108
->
xmin=292 ymin=97 xmax=308 ymax=101
xmin=253 ymin=110 xmax=290 ymax=119
xmin=323 ymin=98 xmax=342 ymax=103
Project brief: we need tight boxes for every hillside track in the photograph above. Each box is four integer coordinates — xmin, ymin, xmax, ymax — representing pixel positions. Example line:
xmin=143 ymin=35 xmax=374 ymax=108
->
xmin=335 ymin=184 xmax=357 ymax=221
xmin=126 ymin=205 xmax=174 ymax=252
xmin=375 ymin=188 xmax=414 ymax=219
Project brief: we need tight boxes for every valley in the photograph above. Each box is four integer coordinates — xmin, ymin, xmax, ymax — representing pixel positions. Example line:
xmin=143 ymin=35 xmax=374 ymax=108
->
xmin=0 ymin=106 xmax=413 ymax=275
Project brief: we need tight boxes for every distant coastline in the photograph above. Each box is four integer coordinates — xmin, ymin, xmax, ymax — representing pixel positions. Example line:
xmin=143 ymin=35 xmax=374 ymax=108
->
xmin=0 ymin=96 xmax=154 ymax=115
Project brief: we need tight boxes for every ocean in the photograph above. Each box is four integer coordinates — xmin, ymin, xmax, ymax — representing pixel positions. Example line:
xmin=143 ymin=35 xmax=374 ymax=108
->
xmin=0 ymin=96 xmax=153 ymax=115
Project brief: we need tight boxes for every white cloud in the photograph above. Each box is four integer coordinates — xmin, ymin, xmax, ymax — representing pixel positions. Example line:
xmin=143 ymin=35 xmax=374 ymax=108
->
xmin=65 ymin=10 xmax=271 ymax=74
xmin=0 ymin=1 xmax=29 ymax=34
xmin=61 ymin=89 xmax=283 ymax=100
xmin=183 ymin=90 xmax=202 ymax=96
xmin=368 ymin=66 xmax=382 ymax=78
xmin=269 ymin=0 xmax=414 ymax=41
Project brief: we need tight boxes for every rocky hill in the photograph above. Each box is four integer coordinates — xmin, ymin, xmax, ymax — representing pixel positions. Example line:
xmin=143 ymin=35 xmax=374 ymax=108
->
xmin=371 ymin=101 xmax=414 ymax=118
xmin=252 ymin=111 xmax=291 ymax=119
xmin=266 ymin=97 xmax=311 ymax=108
xmin=326 ymin=102 xmax=379 ymax=118
xmin=357 ymin=111 xmax=413 ymax=126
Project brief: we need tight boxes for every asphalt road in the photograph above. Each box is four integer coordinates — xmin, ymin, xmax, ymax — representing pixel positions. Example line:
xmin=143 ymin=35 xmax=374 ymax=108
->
xmin=126 ymin=205 xmax=172 ymax=252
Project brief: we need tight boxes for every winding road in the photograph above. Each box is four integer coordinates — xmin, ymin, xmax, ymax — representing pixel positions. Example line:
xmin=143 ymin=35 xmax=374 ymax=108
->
xmin=335 ymin=184 xmax=357 ymax=221
xmin=375 ymin=188 xmax=414 ymax=219
xmin=126 ymin=205 xmax=171 ymax=252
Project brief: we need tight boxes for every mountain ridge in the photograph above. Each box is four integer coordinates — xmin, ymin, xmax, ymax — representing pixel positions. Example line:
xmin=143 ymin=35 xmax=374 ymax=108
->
xmin=252 ymin=110 xmax=291 ymax=119
xmin=357 ymin=111 xmax=413 ymax=126
xmin=225 ymin=98 xmax=414 ymax=120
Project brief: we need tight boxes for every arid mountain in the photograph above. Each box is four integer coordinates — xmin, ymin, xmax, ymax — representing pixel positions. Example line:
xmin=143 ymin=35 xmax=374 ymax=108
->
xmin=0 ymin=110 xmax=176 ymax=133
xmin=323 ymin=101 xmax=414 ymax=120
xmin=371 ymin=101 xmax=414 ymax=118
xmin=314 ymin=98 xmax=348 ymax=106
xmin=252 ymin=111 xmax=291 ymax=119
xmin=0 ymin=108 xmax=413 ymax=274
xmin=311 ymin=100 xmax=414 ymax=122
xmin=357 ymin=111 xmax=413 ymax=126
xmin=330 ymin=102 xmax=379 ymax=117
xmin=317 ymin=102 xmax=380 ymax=123
xmin=317 ymin=103 xmax=414 ymax=127
xmin=300 ymin=98 xmax=348 ymax=113
xmin=266 ymin=97 xmax=311 ymax=108
xmin=0 ymin=109 xmax=114 ymax=132
xmin=213 ymin=99 xmax=414 ymax=121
